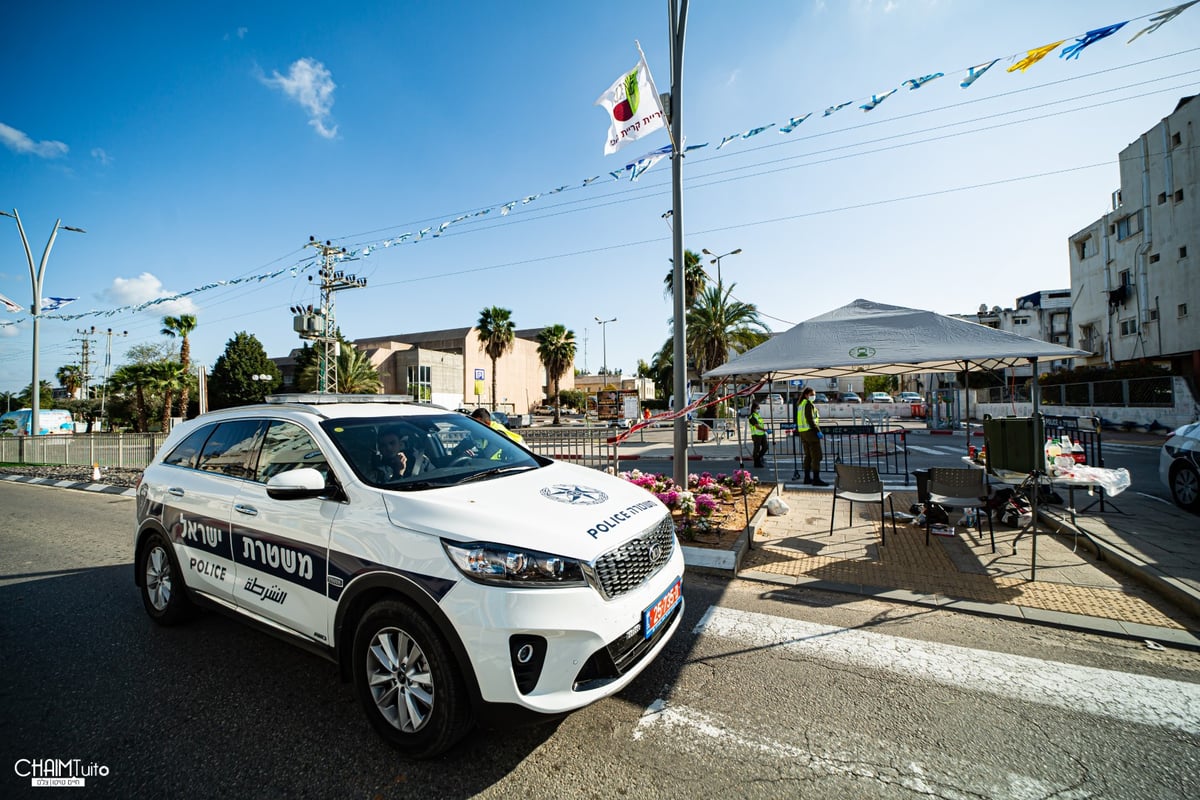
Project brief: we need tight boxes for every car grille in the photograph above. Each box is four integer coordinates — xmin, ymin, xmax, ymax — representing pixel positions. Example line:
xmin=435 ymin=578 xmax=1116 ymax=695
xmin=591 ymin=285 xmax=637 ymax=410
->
xmin=589 ymin=516 xmax=676 ymax=600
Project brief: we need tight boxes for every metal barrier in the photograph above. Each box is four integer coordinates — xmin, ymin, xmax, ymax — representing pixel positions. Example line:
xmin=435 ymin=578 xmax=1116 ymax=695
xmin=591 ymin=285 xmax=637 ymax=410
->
xmin=0 ymin=432 xmax=166 ymax=468
xmin=519 ymin=427 xmax=615 ymax=471
xmin=823 ymin=424 xmax=911 ymax=483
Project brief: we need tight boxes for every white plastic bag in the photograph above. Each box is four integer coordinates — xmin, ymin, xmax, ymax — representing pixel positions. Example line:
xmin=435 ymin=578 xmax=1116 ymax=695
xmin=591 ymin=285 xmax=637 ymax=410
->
xmin=765 ymin=496 xmax=790 ymax=516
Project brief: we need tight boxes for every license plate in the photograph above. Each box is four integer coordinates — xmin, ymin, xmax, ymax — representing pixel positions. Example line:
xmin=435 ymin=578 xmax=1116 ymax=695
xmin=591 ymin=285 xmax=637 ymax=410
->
xmin=643 ymin=577 xmax=682 ymax=639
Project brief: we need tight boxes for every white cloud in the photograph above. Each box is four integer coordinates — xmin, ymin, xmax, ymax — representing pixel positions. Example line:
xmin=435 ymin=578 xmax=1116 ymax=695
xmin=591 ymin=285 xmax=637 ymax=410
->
xmin=91 ymin=147 xmax=112 ymax=165
xmin=0 ymin=122 xmax=69 ymax=158
xmin=225 ymin=26 xmax=248 ymax=40
xmin=260 ymin=57 xmax=339 ymax=139
xmin=726 ymin=69 xmax=741 ymax=87
xmin=104 ymin=272 xmax=198 ymax=316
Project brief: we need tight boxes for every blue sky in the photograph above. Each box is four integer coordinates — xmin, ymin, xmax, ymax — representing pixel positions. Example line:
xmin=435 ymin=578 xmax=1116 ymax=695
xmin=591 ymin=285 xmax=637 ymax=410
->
xmin=2 ymin=0 xmax=1198 ymax=394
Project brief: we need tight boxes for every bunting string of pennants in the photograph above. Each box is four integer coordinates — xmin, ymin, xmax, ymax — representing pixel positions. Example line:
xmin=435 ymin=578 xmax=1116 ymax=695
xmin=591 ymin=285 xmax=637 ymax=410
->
xmin=0 ymin=3 xmax=1192 ymax=329
xmin=0 ymin=263 xmax=316 ymax=325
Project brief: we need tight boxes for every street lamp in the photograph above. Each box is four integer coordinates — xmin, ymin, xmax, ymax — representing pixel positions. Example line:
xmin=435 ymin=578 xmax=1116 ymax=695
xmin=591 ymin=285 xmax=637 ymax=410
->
xmin=594 ymin=316 xmax=616 ymax=377
xmin=0 ymin=209 xmax=86 ymax=439
xmin=701 ymin=247 xmax=742 ymax=289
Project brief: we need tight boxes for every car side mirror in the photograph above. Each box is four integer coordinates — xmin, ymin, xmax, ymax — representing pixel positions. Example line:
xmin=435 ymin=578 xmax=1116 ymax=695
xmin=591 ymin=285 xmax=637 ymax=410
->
xmin=266 ymin=467 xmax=330 ymax=500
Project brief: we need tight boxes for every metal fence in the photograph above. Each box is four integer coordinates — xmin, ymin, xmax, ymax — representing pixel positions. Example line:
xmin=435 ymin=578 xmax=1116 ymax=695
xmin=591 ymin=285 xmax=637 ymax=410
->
xmin=980 ymin=376 xmax=1174 ymax=407
xmin=0 ymin=432 xmax=167 ymax=468
xmin=764 ymin=423 xmax=911 ymax=483
xmin=519 ymin=427 xmax=616 ymax=471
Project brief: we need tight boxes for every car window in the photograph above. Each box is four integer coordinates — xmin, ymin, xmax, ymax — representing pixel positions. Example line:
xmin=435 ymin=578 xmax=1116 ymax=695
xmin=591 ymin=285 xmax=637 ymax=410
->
xmin=257 ymin=421 xmax=329 ymax=483
xmin=322 ymin=413 xmax=541 ymax=489
xmin=163 ymin=424 xmax=217 ymax=469
xmin=198 ymin=420 xmax=266 ymax=479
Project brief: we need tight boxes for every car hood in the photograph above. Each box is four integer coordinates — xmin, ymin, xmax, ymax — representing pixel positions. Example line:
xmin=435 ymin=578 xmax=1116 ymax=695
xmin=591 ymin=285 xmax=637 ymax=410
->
xmin=380 ymin=461 xmax=669 ymax=561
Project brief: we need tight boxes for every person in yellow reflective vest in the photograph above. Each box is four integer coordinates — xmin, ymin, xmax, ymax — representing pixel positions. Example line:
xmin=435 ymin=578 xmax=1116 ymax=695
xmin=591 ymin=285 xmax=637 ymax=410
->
xmin=795 ymin=387 xmax=827 ymax=486
xmin=748 ymin=401 xmax=768 ymax=468
xmin=467 ymin=408 xmax=524 ymax=460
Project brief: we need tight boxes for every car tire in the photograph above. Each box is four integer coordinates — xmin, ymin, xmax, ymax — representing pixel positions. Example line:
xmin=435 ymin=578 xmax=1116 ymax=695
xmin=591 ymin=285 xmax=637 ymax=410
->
xmin=138 ymin=532 xmax=192 ymax=625
xmin=352 ymin=599 xmax=473 ymax=758
xmin=1170 ymin=461 xmax=1200 ymax=512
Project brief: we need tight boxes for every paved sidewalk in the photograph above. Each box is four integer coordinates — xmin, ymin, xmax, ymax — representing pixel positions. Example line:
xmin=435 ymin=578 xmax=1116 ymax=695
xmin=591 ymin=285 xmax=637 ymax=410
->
xmin=614 ymin=424 xmax=1200 ymax=648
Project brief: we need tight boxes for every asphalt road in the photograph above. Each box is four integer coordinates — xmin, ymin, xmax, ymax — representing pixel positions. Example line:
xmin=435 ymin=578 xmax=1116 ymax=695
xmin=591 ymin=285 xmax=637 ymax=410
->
xmin=3 ymin=481 xmax=1199 ymax=799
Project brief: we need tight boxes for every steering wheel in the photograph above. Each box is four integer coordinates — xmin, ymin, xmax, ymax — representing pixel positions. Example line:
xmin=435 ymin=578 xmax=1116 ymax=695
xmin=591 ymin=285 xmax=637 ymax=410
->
xmin=449 ymin=455 xmax=474 ymax=467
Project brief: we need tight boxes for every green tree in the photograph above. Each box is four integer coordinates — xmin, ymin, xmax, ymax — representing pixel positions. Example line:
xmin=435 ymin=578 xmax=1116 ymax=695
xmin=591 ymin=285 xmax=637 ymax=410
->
xmin=650 ymin=340 xmax=674 ymax=402
xmin=125 ymin=341 xmax=176 ymax=365
xmin=162 ymin=314 xmax=198 ymax=418
xmin=536 ymin=324 xmax=576 ymax=425
xmin=663 ymin=249 xmax=707 ymax=308
xmin=56 ymin=364 xmax=85 ymax=399
xmin=208 ymin=332 xmax=280 ymax=409
xmin=685 ymin=283 xmax=769 ymax=377
xmin=863 ymin=375 xmax=898 ymax=395
xmin=149 ymin=360 xmax=188 ymax=432
xmin=109 ymin=364 xmax=154 ymax=431
xmin=18 ymin=381 xmax=54 ymax=409
xmin=0 ymin=390 xmax=17 ymax=413
xmin=295 ymin=333 xmax=380 ymax=394
xmin=477 ymin=306 xmax=515 ymax=411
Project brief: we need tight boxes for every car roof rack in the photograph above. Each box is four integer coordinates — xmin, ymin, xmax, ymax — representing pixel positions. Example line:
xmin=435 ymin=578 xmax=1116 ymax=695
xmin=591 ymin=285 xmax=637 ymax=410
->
xmin=265 ymin=393 xmax=417 ymax=405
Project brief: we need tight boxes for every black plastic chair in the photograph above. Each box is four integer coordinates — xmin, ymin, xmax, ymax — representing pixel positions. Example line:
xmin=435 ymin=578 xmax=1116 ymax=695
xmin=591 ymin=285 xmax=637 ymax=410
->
xmin=829 ymin=464 xmax=895 ymax=545
xmin=926 ymin=467 xmax=994 ymax=551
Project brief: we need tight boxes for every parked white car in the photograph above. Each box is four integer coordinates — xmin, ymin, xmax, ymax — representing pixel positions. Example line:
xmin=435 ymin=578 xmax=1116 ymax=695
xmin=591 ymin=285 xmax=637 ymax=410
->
xmin=866 ymin=392 xmax=894 ymax=404
xmin=1159 ymin=422 xmax=1200 ymax=511
xmin=897 ymin=392 xmax=924 ymax=404
xmin=133 ymin=394 xmax=683 ymax=757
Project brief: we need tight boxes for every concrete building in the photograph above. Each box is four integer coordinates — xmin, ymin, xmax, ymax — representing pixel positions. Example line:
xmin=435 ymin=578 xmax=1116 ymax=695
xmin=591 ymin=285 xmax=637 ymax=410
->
xmin=1068 ymin=94 xmax=1199 ymax=377
xmin=272 ymin=327 xmax=573 ymax=414
xmin=957 ymin=289 xmax=1076 ymax=378
xmin=573 ymin=374 xmax=654 ymax=402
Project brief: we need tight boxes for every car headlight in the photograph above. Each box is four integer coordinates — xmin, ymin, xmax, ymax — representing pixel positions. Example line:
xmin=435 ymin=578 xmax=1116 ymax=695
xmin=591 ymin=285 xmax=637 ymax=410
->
xmin=442 ymin=540 xmax=587 ymax=588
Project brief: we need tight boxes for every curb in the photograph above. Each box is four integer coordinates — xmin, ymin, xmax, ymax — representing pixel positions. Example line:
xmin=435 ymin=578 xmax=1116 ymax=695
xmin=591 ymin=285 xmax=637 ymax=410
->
xmin=0 ymin=474 xmax=137 ymax=497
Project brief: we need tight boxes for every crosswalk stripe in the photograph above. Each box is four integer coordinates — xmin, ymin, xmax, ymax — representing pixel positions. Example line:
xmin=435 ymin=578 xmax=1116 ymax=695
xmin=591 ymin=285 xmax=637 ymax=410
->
xmin=905 ymin=444 xmax=946 ymax=455
xmin=633 ymin=698 xmax=1075 ymax=798
xmin=694 ymin=606 xmax=1200 ymax=734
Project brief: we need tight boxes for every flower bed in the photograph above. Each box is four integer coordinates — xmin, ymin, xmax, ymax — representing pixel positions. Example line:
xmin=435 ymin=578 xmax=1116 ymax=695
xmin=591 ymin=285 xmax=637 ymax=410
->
xmin=618 ymin=469 xmax=763 ymax=542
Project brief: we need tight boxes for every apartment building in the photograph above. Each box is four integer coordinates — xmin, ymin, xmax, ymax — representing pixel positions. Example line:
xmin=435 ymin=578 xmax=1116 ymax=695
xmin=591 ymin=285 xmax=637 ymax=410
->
xmin=1068 ymin=95 xmax=1199 ymax=377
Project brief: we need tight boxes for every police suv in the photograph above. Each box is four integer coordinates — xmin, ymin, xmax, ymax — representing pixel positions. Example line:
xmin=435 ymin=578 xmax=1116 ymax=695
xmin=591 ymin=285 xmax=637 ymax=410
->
xmin=133 ymin=395 xmax=683 ymax=757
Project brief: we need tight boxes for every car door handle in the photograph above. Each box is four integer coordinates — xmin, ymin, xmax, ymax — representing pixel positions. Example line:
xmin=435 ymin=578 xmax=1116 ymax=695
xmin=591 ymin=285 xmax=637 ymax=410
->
xmin=234 ymin=504 xmax=258 ymax=517
xmin=167 ymin=487 xmax=185 ymax=497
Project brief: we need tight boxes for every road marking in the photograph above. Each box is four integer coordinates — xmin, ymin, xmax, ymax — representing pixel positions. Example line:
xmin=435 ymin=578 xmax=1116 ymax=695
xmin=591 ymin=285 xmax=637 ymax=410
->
xmin=634 ymin=698 xmax=1078 ymax=799
xmin=693 ymin=606 xmax=1200 ymax=735
xmin=906 ymin=444 xmax=949 ymax=456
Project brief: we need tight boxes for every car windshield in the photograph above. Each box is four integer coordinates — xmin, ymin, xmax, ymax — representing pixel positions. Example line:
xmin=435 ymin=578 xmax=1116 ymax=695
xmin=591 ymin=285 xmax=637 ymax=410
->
xmin=321 ymin=413 xmax=543 ymax=490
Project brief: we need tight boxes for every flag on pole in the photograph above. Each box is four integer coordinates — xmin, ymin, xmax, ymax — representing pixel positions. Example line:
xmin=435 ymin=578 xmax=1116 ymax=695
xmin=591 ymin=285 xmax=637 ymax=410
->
xmin=38 ymin=297 xmax=77 ymax=312
xmin=0 ymin=292 xmax=24 ymax=313
xmin=595 ymin=43 xmax=666 ymax=155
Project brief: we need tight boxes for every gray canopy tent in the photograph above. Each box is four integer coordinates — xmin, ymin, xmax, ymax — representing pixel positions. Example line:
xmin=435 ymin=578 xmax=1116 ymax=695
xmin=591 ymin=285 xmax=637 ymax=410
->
xmin=704 ymin=299 xmax=1092 ymax=573
xmin=704 ymin=298 xmax=1090 ymax=384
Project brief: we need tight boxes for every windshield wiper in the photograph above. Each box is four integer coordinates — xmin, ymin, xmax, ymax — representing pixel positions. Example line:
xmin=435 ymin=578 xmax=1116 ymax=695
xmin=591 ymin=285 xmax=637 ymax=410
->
xmin=388 ymin=480 xmax=444 ymax=491
xmin=452 ymin=465 xmax=538 ymax=485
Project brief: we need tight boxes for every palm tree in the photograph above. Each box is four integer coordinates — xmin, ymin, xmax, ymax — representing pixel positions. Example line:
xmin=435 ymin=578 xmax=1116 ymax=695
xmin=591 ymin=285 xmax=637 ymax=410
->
xmin=663 ymin=249 xmax=707 ymax=308
xmin=685 ymin=283 xmax=769 ymax=378
xmin=296 ymin=335 xmax=381 ymax=394
xmin=477 ymin=306 xmax=515 ymax=411
xmin=110 ymin=364 xmax=153 ymax=432
xmin=149 ymin=360 xmax=187 ymax=433
xmin=162 ymin=314 xmax=198 ymax=418
xmin=536 ymin=324 xmax=576 ymax=425
xmin=56 ymin=364 xmax=85 ymax=399
xmin=336 ymin=345 xmax=383 ymax=394
xmin=650 ymin=340 xmax=674 ymax=402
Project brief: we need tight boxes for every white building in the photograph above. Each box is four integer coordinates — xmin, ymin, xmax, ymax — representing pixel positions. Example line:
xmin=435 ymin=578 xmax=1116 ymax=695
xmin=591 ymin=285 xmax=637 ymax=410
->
xmin=1068 ymin=94 xmax=1199 ymax=378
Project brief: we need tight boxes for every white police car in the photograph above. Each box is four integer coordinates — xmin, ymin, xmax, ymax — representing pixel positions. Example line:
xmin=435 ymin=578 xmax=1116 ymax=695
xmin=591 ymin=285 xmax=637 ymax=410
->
xmin=1160 ymin=421 xmax=1200 ymax=512
xmin=133 ymin=395 xmax=683 ymax=757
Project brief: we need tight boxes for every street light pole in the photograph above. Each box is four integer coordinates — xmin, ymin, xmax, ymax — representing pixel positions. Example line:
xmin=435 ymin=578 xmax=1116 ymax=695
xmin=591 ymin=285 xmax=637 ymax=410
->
xmin=0 ymin=209 xmax=86 ymax=438
xmin=701 ymin=247 xmax=742 ymax=290
xmin=594 ymin=316 xmax=616 ymax=378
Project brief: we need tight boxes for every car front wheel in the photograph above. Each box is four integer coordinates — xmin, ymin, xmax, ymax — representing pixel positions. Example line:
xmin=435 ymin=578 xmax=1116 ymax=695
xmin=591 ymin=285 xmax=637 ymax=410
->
xmin=1170 ymin=461 xmax=1200 ymax=512
xmin=352 ymin=600 xmax=473 ymax=758
xmin=138 ymin=532 xmax=192 ymax=625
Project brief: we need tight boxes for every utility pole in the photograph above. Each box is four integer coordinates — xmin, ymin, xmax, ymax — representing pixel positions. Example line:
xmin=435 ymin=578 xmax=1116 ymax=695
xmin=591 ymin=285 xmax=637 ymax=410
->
xmin=294 ymin=237 xmax=365 ymax=393
xmin=75 ymin=328 xmax=94 ymax=398
xmin=98 ymin=327 xmax=127 ymax=424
